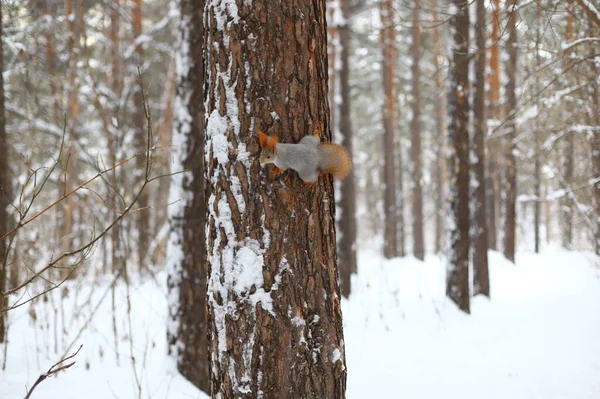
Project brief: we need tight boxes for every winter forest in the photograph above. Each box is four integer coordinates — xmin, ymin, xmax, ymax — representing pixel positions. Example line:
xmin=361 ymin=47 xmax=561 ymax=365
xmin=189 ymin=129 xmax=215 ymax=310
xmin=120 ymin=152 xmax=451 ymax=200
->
xmin=1 ymin=0 xmax=599 ymax=397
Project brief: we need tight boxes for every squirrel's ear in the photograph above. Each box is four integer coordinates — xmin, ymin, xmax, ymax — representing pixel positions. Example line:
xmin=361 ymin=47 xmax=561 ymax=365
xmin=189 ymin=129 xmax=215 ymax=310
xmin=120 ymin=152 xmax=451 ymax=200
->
xmin=267 ymin=135 xmax=278 ymax=152
xmin=258 ymin=131 xmax=268 ymax=148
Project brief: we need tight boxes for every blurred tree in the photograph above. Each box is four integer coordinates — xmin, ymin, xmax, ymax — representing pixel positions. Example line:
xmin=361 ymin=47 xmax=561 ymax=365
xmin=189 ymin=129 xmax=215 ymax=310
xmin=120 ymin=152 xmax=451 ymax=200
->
xmin=503 ymin=0 xmax=518 ymax=263
xmin=410 ymin=0 xmax=424 ymax=261
xmin=446 ymin=0 xmax=471 ymax=314
xmin=472 ymin=0 xmax=489 ymax=296
xmin=381 ymin=0 xmax=398 ymax=259
xmin=167 ymin=0 xmax=209 ymax=392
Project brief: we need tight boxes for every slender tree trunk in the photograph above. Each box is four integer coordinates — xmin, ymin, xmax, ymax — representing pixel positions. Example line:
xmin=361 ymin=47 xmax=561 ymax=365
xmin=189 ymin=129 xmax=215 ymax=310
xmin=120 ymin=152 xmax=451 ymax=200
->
xmin=109 ymin=0 xmax=123 ymax=274
xmin=587 ymin=21 xmax=600 ymax=255
xmin=410 ymin=0 xmax=424 ymax=261
xmin=0 ymin=0 xmax=9 ymax=343
xmin=337 ymin=0 xmax=358 ymax=294
xmin=204 ymin=2 xmax=346 ymax=398
xmin=503 ymin=0 xmax=518 ymax=263
xmin=167 ymin=0 xmax=208 ymax=392
xmin=472 ymin=0 xmax=490 ymax=297
xmin=132 ymin=0 xmax=149 ymax=271
xmin=486 ymin=0 xmax=501 ymax=251
xmin=432 ymin=2 xmax=446 ymax=254
xmin=62 ymin=0 xmax=83 ymax=279
xmin=534 ymin=4 xmax=542 ymax=253
xmin=562 ymin=0 xmax=575 ymax=249
xmin=447 ymin=0 xmax=471 ymax=314
xmin=381 ymin=0 xmax=398 ymax=259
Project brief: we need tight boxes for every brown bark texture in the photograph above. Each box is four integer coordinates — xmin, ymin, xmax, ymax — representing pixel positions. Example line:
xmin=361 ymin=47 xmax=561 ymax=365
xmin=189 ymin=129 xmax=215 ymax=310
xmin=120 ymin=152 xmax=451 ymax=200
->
xmin=446 ymin=0 xmax=471 ymax=314
xmin=472 ymin=0 xmax=490 ymax=297
xmin=410 ymin=0 xmax=424 ymax=261
xmin=204 ymin=1 xmax=347 ymax=398
xmin=0 ymin=0 xmax=8 ymax=343
xmin=132 ymin=0 xmax=149 ymax=270
xmin=167 ymin=0 xmax=209 ymax=393
xmin=381 ymin=0 xmax=398 ymax=259
xmin=486 ymin=0 xmax=501 ymax=251
xmin=334 ymin=0 xmax=358 ymax=296
xmin=503 ymin=0 xmax=518 ymax=263
xmin=575 ymin=0 xmax=600 ymax=28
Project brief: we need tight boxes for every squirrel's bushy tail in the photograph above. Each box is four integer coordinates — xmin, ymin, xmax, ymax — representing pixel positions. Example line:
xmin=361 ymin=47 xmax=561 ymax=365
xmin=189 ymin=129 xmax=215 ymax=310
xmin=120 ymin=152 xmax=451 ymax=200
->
xmin=318 ymin=144 xmax=352 ymax=178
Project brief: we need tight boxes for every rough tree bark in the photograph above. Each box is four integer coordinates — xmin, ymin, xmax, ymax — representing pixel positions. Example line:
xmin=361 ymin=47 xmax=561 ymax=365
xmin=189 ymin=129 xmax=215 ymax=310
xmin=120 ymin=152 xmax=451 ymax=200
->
xmin=410 ymin=0 xmax=424 ymax=261
xmin=586 ymin=21 xmax=600 ymax=255
xmin=166 ymin=0 xmax=209 ymax=393
xmin=503 ymin=0 xmax=518 ymax=263
xmin=0 ymin=0 xmax=8 ymax=343
xmin=329 ymin=0 xmax=358 ymax=297
xmin=446 ymin=0 xmax=471 ymax=314
xmin=432 ymin=1 xmax=446 ymax=254
xmin=381 ymin=0 xmax=398 ymax=259
xmin=486 ymin=0 xmax=501 ymax=251
xmin=472 ymin=0 xmax=490 ymax=297
xmin=132 ymin=0 xmax=149 ymax=270
xmin=204 ymin=2 xmax=347 ymax=398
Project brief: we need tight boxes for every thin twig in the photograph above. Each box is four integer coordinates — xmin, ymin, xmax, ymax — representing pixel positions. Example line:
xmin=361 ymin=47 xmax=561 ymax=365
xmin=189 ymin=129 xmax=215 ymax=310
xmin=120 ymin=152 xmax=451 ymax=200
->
xmin=24 ymin=345 xmax=83 ymax=399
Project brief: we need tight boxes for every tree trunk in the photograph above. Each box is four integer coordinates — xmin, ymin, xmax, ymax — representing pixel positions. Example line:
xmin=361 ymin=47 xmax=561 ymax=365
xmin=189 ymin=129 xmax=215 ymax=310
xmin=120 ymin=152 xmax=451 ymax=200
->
xmin=447 ymin=0 xmax=471 ymax=314
xmin=562 ymin=0 xmax=574 ymax=249
xmin=587 ymin=21 xmax=600 ymax=255
xmin=337 ymin=0 xmax=358 ymax=295
xmin=472 ymin=0 xmax=490 ymax=297
xmin=432 ymin=2 xmax=446 ymax=255
xmin=503 ymin=0 xmax=518 ymax=263
xmin=167 ymin=0 xmax=209 ymax=392
xmin=533 ymin=4 xmax=542 ymax=253
xmin=204 ymin=2 xmax=347 ymax=398
xmin=381 ymin=0 xmax=398 ymax=259
xmin=410 ymin=0 xmax=424 ymax=261
xmin=0 ymin=0 xmax=8 ymax=343
xmin=486 ymin=0 xmax=501 ymax=251
xmin=132 ymin=0 xmax=149 ymax=271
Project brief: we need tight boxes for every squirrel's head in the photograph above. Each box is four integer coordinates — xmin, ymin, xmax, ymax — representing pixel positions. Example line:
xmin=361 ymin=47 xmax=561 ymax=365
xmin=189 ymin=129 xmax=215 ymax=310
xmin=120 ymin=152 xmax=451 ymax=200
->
xmin=258 ymin=132 xmax=278 ymax=165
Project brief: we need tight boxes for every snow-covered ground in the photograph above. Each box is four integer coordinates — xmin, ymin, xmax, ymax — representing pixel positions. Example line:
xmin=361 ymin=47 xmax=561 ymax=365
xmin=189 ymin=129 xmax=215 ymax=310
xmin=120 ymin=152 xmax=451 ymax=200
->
xmin=1 ymin=249 xmax=599 ymax=398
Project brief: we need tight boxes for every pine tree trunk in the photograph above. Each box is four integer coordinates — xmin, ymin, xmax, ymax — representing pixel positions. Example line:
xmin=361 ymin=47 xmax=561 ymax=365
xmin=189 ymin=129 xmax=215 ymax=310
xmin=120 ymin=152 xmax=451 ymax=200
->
xmin=503 ymin=0 xmax=518 ymax=263
xmin=534 ymin=4 xmax=542 ymax=253
xmin=337 ymin=0 xmax=358 ymax=293
xmin=432 ymin=2 xmax=446 ymax=255
xmin=132 ymin=0 xmax=149 ymax=271
xmin=0 ymin=0 xmax=8 ymax=343
xmin=472 ymin=0 xmax=490 ymax=297
xmin=486 ymin=0 xmax=501 ymax=251
xmin=562 ymin=0 xmax=574 ymax=249
xmin=410 ymin=0 xmax=424 ymax=261
xmin=447 ymin=0 xmax=471 ymax=314
xmin=381 ymin=0 xmax=398 ymax=259
xmin=166 ymin=0 xmax=209 ymax=392
xmin=204 ymin=2 xmax=347 ymax=397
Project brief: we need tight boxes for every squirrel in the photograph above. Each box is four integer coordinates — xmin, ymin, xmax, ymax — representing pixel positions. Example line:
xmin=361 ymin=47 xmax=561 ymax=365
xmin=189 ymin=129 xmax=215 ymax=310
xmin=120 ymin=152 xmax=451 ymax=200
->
xmin=258 ymin=131 xmax=351 ymax=184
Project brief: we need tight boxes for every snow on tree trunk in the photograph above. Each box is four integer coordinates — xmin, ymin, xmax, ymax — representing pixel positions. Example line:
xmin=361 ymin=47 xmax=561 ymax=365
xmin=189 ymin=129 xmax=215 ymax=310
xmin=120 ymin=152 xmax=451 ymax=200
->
xmin=0 ymin=0 xmax=8 ymax=343
xmin=204 ymin=1 xmax=347 ymax=397
xmin=166 ymin=0 xmax=209 ymax=392
xmin=472 ymin=0 xmax=490 ymax=297
xmin=446 ymin=0 xmax=471 ymax=314
xmin=133 ymin=0 xmax=149 ymax=271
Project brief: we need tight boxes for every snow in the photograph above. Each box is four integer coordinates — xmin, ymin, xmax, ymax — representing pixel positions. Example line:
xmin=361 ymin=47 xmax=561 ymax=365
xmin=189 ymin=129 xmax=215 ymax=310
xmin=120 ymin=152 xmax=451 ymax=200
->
xmin=2 ymin=249 xmax=599 ymax=398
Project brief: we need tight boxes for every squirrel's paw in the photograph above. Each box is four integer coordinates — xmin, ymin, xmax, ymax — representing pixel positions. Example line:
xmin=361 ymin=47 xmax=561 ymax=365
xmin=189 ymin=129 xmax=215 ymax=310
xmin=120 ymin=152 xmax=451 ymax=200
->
xmin=272 ymin=167 xmax=284 ymax=178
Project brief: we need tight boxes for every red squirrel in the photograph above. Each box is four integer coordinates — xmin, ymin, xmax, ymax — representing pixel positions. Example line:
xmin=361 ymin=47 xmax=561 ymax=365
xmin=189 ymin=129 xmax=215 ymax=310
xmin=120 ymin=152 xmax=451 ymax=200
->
xmin=257 ymin=131 xmax=351 ymax=184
